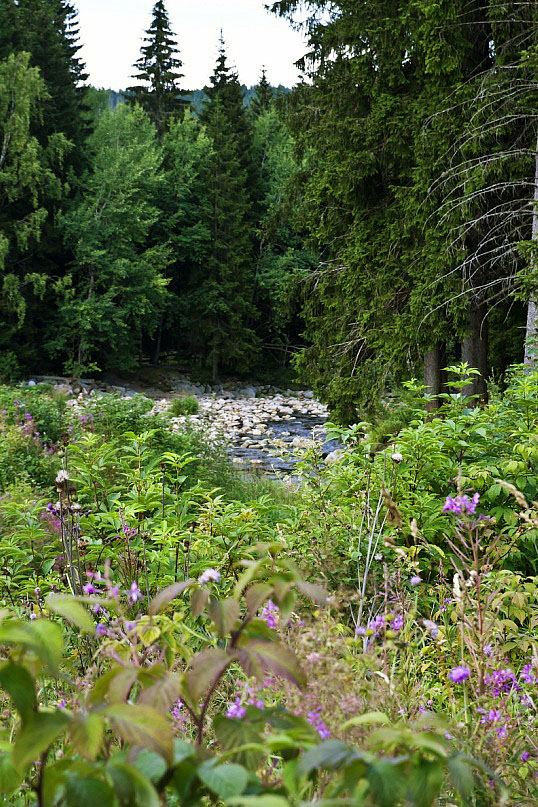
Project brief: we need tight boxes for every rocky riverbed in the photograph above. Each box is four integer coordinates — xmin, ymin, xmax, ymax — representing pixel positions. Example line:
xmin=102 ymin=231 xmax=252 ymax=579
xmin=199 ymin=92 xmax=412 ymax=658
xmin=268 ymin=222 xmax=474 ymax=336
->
xmin=28 ymin=374 xmax=340 ymax=475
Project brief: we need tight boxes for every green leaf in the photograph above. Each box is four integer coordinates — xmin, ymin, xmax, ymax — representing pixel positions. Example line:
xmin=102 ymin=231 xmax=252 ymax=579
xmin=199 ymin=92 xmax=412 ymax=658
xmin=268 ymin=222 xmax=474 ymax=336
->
xmin=298 ymin=740 xmax=360 ymax=777
xmin=13 ymin=710 xmax=70 ymax=771
xmin=105 ymin=703 xmax=173 ymax=764
xmin=132 ymin=749 xmax=167 ymax=783
xmin=65 ymin=774 xmax=115 ymax=807
xmin=27 ymin=619 xmax=63 ymax=674
xmin=149 ymin=580 xmax=195 ymax=615
xmin=406 ymin=759 xmax=444 ymax=807
xmin=240 ymin=641 xmax=305 ymax=689
xmin=0 ymin=752 xmax=23 ymax=794
xmin=367 ymin=760 xmax=406 ymax=807
xmin=197 ymin=760 xmax=249 ymax=799
xmin=226 ymin=796 xmax=290 ymax=807
xmin=0 ymin=663 xmax=36 ymax=722
xmin=209 ymin=597 xmax=240 ymax=637
xmin=46 ymin=594 xmax=95 ymax=634
xmin=69 ymin=713 xmax=104 ymax=760
xmin=447 ymin=754 xmax=475 ymax=804
xmin=341 ymin=712 xmax=390 ymax=730
xmin=185 ymin=648 xmax=232 ymax=703
xmin=138 ymin=670 xmax=182 ymax=713
xmin=0 ymin=619 xmax=63 ymax=674
xmin=108 ymin=760 xmax=161 ymax=807
xmin=213 ymin=715 xmax=264 ymax=770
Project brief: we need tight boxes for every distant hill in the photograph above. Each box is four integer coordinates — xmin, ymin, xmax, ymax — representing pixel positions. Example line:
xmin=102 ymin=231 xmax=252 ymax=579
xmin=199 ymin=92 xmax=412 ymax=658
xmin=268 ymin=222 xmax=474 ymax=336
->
xmin=97 ymin=85 xmax=291 ymax=114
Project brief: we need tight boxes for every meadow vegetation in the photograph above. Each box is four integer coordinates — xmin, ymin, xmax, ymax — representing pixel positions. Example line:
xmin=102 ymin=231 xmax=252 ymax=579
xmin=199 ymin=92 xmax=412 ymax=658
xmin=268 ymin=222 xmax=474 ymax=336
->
xmin=0 ymin=365 xmax=535 ymax=805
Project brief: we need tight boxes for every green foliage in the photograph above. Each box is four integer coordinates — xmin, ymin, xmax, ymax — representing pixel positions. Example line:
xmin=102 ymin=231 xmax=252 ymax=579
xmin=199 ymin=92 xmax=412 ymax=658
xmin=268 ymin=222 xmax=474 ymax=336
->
xmin=52 ymin=104 xmax=171 ymax=373
xmin=169 ymin=396 xmax=199 ymax=417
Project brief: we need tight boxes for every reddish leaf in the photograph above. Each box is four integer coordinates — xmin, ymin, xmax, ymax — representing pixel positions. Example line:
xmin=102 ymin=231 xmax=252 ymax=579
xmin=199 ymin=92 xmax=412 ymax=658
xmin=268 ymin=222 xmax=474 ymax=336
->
xmin=208 ymin=598 xmax=240 ymax=637
xmin=149 ymin=581 xmax=195 ymax=615
xmin=245 ymin=584 xmax=273 ymax=616
xmin=240 ymin=641 xmax=306 ymax=689
xmin=296 ymin=581 xmax=328 ymax=604
xmin=185 ymin=648 xmax=233 ymax=703
xmin=190 ymin=587 xmax=209 ymax=617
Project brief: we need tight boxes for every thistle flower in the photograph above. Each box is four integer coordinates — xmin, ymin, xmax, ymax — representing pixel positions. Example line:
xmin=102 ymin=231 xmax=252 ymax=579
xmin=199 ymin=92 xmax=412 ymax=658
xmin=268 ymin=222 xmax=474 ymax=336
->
xmin=198 ymin=568 xmax=220 ymax=585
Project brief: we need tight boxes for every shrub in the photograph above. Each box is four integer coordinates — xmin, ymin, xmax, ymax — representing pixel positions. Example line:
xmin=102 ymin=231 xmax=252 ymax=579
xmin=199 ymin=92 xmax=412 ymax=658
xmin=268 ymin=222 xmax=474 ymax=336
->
xmin=169 ymin=395 xmax=200 ymax=417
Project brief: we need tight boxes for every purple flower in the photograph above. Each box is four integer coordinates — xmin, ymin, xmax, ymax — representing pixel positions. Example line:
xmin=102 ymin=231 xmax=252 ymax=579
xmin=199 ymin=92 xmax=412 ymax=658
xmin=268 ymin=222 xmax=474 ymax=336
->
xmin=95 ymin=624 xmax=108 ymax=637
xmin=521 ymin=751 xmax=531 ymax=762
xmin=391 ymin=614 xmax=404 ymax=631
xmin=226 ymin=697 xmax=246 ymax=719
xmin=521 ymin=663 xmax=536 ymax=686
xmin=443 ymin=492 xmax=480 ymax=516
xmin=261 ymin=599 xmax=279 ymax=628
xmin=83 ymin=583 xmax=96 ymax=595
xmin=198 ymin=568 xmax=220 ymax=586
xmin=355 ymin=625 xmax=366 ymax=636
xmin=128 ymin=581 xmax=141 ymax=603
xmin=410 ymin=575 xmax=422 ymax=586
xmin=485 ymin=668 xmax=520 ymax=697
xmin=483 ymin=644 xmax=493 ymax=657
xmin=307 ymin=704 xmax=331 ymax=739
xmin=124 ymin=621 xmax=136 ymax=632
xmin=445 ymin=732 xmax=453 ymax=740
xmin=449 ymin=666 xmax=471 ymax=683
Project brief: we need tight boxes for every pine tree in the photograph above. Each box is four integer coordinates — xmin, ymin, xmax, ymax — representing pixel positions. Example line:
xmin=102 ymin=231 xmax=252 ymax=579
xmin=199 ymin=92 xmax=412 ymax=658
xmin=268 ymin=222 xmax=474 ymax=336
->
xmin=251 ymin=67 xmax=274 ymax=116
xmin=129 ymin=0 xmax=185 ymax=136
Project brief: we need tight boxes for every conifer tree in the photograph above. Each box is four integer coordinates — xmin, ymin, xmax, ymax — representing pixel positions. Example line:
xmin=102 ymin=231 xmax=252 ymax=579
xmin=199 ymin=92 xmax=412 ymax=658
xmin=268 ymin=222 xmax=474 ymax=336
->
xmin=251 ymin=67 xmax=274 ymax=116
xmin=185 ymin=38 xmax=259 ymax=378
xmin=129 ymin=0 xmax=185 ymax=136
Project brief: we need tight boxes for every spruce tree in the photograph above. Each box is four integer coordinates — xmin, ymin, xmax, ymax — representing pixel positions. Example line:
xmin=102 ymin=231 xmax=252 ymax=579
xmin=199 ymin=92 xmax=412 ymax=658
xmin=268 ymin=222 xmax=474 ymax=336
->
xmin=251 ymin=67 xmax=274 ymax=116
xmin=129 ymin=0 xmax=185 ymax=136
xmin=185 ymin=39 xmax=259 ymax=378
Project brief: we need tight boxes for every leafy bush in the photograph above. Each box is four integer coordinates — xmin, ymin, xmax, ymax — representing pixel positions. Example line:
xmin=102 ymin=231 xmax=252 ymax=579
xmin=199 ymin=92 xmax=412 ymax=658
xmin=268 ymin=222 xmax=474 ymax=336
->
xmin=169 ymin=395 xmax=200 ymax=416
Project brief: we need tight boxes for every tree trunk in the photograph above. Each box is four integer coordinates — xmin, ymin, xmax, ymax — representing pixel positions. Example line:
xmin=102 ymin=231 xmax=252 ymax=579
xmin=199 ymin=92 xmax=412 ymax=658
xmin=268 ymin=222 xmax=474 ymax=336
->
xmin=461 ymin=301 xmax=488 ymax=402
xmin=524 ymin=134 xmax=538 ymax=366
xmin=151 ymin=319 xmax=163 ymax=366
xmin=424 ymin=345 xmax=442 ymax=411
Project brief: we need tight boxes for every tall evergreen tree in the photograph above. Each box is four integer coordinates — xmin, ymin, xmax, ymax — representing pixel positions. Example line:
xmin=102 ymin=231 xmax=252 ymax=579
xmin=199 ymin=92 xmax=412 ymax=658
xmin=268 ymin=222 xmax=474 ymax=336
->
xmin=183 ymin=39 xmax=259 ymax=378
xmin=251 ymin=67 xmax=274 ymax=116
xmin=129 ymin=0 xmax=185 ymax=136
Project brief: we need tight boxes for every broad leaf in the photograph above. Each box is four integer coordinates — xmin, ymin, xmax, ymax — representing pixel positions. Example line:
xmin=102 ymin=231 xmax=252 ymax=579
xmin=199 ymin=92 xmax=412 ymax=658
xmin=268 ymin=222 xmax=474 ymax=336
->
xmin=241 ymin=641 xmax=305 ymax=688
xmin=0 ymin=663 xmax=36 ymax=722
xmin=298 ymin=740 xmax=361 ymax=777
xmin=213 ymin=714 xmax=264 ymax=770
xmin=245 ymin=584 xmax=273 ymax=616
xmin=0 ymin=619 xmax=62 ymax=674
xmin=149 ymin=581 xmax=195 ymax=615
xmin=65 ymin=774 xmax=115 ymax=807
xmin=197 ymin=760 xmax=249 ymax=799
xmin=105 ymin=703 xmax=173 ymax=764
xmin=208 ymin=598 xmax=240 ymax=637
xmin=341 ymin=712 xmax=390 ymax=730
xmin=185 ymin=648 xmax=232 ymax=703
xmin=132 ymin=749 xmax=167 ymax=783
xmin=107 ymin=760 xmax=160 ymax=807
xmin=447 ymin=754 xmax=475 ymax=804
xmin=295 ymin=581 xmax=328 ymax=604
xmin=13 ymin=710 xmax=70 ymax=771
xmin=138 ymin=670 xmax=182 ymax=713
xmin=69 ymin=713 xmax=104 ymax=760
xmin=406 ymin=759 xmax=445 ymax=807
xmin=46 ymin=594 xmax=95 ymax=633
xmin=0 ymin=752 xmax=22 ymax=794
xmin=367 ymin=760 xmax=406 ymax=807
xmin=226 ymin=796 xmax=290 ymax=807
xmin=190 ymin=587 xmax=209 ymax=616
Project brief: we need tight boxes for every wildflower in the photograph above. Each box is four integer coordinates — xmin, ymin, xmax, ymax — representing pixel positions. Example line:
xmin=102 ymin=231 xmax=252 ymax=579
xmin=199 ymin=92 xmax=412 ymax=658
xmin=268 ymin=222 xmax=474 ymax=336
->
xmin=29 ymin=613 xmax=37 ymax=621
xmin=355 ymin=625 xmax=366 ymax=636
xmin=55 ymin=470 xmax=69 ymax=484
xmin=128 ymin=581 xmax=141 ymax=604
xmin=392 ymin=614 xmax=404 ymax=631
xmin=198 ymin=568 xmax=220 ymax=586
xmin=521 ymin=751 xmax=531 ymax=762
xmin=307 ymin=704 xmax=331 ymax=739
xmin=483 ymin=644 xmax=493 ymax=657
xmin=226 ymin=697 xmax=246 ymax=719
xmin=391 ymin=452 xmax=403 ymax=463
xmin=306 ymin=652 xmax=322 ymax=665
xmin=448 ymin=666 xmax=471 ymax=683
xmin=443 ymin=492 xmax=480 ymax=516
xmin=83 ymin=583 xmax=96 ymax=595
xmin=124 ymin=621 xmax=136 ymax=632
xmin=95 ymin=624 xmax=108 ymax=637
xmin=484 ymin=668 xmax=520 ymax=697
xmin=410 ymin=575 xmax=421 ymax=586
xmin=521 ymin=663 xmax=536 ymax=686
xmin=445 ymin=732 xmax=453 ymax=740
xmin=261 ymin=599 xmax=279 ymax=628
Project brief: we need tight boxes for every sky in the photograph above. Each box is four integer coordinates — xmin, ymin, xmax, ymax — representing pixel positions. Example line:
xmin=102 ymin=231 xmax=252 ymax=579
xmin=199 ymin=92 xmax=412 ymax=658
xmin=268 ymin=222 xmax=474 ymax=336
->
xmin=74 ymin=0 xmax=308 ymax=91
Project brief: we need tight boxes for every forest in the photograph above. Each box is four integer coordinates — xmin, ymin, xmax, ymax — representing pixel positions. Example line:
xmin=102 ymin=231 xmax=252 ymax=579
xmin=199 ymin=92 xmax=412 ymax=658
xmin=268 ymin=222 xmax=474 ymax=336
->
xmin=0 ymin=1 xmax=537 ymax=805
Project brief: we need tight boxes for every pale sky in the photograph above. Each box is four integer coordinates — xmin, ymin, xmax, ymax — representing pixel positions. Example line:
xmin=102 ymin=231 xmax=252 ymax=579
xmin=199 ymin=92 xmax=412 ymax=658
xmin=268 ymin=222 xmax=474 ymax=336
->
xmin=74 ymin=0 xmax=307 ymax=91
